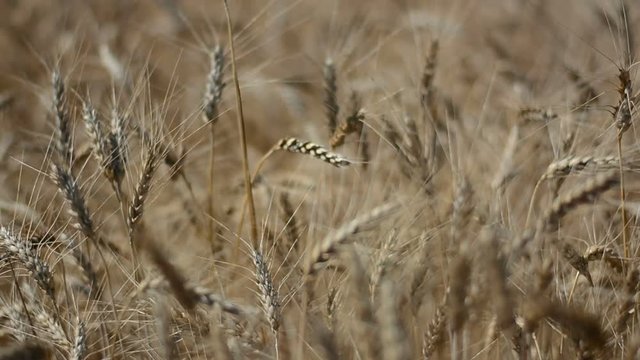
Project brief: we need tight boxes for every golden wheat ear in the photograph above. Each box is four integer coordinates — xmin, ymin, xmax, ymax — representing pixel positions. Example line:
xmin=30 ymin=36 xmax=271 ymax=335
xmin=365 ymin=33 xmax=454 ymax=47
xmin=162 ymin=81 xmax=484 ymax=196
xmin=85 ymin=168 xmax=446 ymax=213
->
xmin=277 ymin=137 xmax=350 ymax=167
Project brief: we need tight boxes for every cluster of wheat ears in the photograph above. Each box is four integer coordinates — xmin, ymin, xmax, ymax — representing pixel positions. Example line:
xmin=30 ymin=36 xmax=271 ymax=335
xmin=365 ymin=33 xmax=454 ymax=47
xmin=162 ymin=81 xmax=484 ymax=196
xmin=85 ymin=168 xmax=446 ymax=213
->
xmin=2 ymin=0 xmax=640 ymax=359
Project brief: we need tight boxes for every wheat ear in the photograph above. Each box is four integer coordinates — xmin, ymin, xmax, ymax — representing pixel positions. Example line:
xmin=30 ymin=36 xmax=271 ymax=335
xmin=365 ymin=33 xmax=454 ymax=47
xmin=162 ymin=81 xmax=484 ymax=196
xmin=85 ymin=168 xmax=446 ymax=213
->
xmin=202 ymin=45 xmax=225 ymax=255
xmin=51 ymin=70 xmax=74 ymax=165
xmin=306 ymin=202 xmax=398 ymax=274
xmin=323 ymin=58 xmax=339 ymax=137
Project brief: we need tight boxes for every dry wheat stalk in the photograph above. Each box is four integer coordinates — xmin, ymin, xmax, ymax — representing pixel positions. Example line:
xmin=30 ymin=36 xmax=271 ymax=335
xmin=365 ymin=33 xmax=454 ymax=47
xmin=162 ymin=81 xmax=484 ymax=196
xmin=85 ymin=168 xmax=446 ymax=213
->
xmin=323 ymin=58 xmax=339 ymax=137
xmin=449 ymin=254 xmax=470 ymax=334
xmin=277 ymin=137 xmax=350 ymax=167
xmin=491 ymin=125 xmax=519 ymax=193
xmin=616 ymin=268 xmax=639 ymax=333
xmin=0 ymin=343 xmax=49 ymax=360
xmin=481 ymin=232 xmax=516 ymax=333
xmin=379 ymin=279 xmax=410 ymax=360
xmin=202 ymin=45 xmax=226 ymax=255
xmin=61 ymin=233 xmax=99 ymax=299
xmin=51 ymin=70 xmax=74 ymax=165
xmin=154 ymin=296 xmax=178 ymax=360
xmin=279 ymin=192 xmax=299 ymax=252
xmin=306 ymin=202 xmax=398 ymax=274
xmin=347 ymin=248 xmax=381 ymax=360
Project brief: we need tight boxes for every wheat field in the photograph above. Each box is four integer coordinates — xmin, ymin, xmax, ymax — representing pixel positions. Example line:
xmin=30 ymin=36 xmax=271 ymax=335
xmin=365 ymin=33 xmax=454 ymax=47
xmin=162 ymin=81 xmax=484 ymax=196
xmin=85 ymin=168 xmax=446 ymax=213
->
xmin=0 ymin=0 xmax=639 ymax=359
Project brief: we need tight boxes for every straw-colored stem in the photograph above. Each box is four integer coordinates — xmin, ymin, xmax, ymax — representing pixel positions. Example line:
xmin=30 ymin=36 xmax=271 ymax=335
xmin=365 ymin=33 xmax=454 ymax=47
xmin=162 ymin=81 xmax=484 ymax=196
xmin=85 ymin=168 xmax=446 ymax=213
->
xmin=207 ymin=125 xmax=217 ymax=254
xmin=234 ymin=147 xmax=276 ymax=261
xmin=223 ymin=0 xmax=258 ymax=254
xmin=618 ymin=132 xmax=630 ymax=259
xmin=525 ymin=176 xmax=543 ymax=229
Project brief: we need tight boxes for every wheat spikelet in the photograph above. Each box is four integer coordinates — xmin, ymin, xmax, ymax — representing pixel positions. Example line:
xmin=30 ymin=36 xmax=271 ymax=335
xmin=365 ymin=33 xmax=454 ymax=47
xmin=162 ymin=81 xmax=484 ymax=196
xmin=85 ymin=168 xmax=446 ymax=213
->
xmin=519 ymin=108 xmax=558 ymax=123
xmin=191 ymin=287 xmax=245 ymax=316
xmin=331 ymin=92 xmax=364 ymax=149
xmin=561 ymin=243 xmax=593 ymax=286
xmin=51 ymin=164 xmax=94 ymax=239
xmin=481 ymin=230 xmax=516 ymax=334
xmin=422 ymin=305 xmax=446 ymax=360
xmin=278 ymin=192 xmax=299 ymax=251
xmin=584 ymin=245 xmax=624 ymax=273
xmin=82 ymin=100 xmax=110 ymax=175
xmin=203 ymin=45 xmax=225 ymax=123
xmin=128 ymin=142 xmax=160 ymax=232
xmin=421 ymin=39 xmax=439 ymax=108
xmin=347 ymin=248 xmax=381 ymax=360
xmin=0 ymin=226 xmax=54 ymax=298
xmin=539 ymin=171 xmax=618 ymax=232
xmin=323 ymin=58 xmax=339 ymax=136
xmin=0 ymin=303 xmax=31 ymax=342
xmin=449 ymin=254 xmax=470 ymax=334
xmin=70 ymin=319 xmax=86 ymax=360
xmin=107 ymin=107 xmax=127 ymax=186
xmin=614 ymin=68 xmax=634 ymax=134
xmin=277 ymin=137 xmax=350 ymax=167
xmin=33 ymin=307 xmax=69 ymax=348
xmin=526 ymin=296 xmax=607 ymax=353
xmin=306 ymin=202 xmax=399 ymax=274
xmin=543 ymin=155 xmax=618 ymax=179
xmin=252 ymin=248 xmax=280 ymax=333
xmin=51 ymin=70 xmax=74 ymax=164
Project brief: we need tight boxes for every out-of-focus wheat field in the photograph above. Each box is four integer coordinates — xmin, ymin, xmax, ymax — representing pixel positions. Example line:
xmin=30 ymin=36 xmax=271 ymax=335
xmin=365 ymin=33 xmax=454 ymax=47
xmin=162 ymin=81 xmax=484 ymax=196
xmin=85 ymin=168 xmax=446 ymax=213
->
xmin=0 ymin=0 xmax=639 ymax=359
